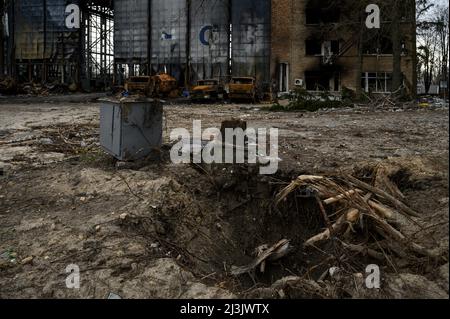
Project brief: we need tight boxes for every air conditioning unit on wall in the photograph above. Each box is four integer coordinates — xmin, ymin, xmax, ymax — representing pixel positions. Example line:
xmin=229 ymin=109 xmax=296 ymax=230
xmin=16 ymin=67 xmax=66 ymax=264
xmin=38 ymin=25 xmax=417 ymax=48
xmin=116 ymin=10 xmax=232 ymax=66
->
xmin=295 ymin=79 xmax=303 ymax=86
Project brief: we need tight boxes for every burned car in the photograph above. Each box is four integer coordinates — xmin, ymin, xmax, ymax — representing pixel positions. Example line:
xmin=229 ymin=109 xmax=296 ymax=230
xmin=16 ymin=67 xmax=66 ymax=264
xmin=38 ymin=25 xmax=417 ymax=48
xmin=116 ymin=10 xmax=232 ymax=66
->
xmin=124 ymin=76 xmax=155 ymax=96
xmin=124 ymin=74 xmax=179 ymax=97
xmin=190 ymin=79 xmax=225 ymax=101
xmin=228 ymin=77 xmax=258 ymax=102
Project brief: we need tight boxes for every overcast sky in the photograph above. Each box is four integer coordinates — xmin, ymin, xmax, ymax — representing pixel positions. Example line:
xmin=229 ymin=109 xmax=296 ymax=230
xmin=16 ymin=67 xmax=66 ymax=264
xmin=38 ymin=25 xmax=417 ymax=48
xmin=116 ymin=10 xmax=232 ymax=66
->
xmin=421 ymin=0 xmax=448 ymax=20
xmin=429 ymin=0 xmax=448 ymax=11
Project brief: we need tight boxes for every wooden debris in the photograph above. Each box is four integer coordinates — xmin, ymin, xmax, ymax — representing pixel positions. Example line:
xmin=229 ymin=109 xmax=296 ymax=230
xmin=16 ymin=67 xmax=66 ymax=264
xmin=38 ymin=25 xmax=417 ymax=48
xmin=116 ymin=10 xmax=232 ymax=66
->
xmin=374 ymin=165 xmax=406 ymax=200
xmin=369 ymin=212 xmax=440 ymax=259
xmin=231 ymin=239 xmax=291 ymax=276
xmin=344 ymin=174 xmax=420 ymax=217
xmin=305 ymin=208 xmax=360 ymax=247
xmin=323 ymin=189 xmax=360 ymax=205
xmin=276 ymin=175 xmax=325 ymax=204
xmin=341 ymin=242 xmax=385 ymax=261
xmin=275 ymin=171 xmax=441 ymax=265
xmin=368 ymin=200 xmax=396 ymax=220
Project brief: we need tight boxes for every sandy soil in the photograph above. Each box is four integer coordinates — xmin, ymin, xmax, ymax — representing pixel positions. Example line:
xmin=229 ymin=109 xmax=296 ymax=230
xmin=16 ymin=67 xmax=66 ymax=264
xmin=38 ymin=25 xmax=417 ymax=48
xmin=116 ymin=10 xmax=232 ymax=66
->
xmin=0 ymin=98 xmax=448 ymax=299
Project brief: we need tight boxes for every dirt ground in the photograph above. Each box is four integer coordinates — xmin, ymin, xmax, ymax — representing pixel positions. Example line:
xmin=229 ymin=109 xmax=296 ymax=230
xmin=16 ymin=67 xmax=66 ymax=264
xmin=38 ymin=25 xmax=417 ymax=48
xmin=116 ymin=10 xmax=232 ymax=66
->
xmin=0 ymin=97 xmax=448 ymax=299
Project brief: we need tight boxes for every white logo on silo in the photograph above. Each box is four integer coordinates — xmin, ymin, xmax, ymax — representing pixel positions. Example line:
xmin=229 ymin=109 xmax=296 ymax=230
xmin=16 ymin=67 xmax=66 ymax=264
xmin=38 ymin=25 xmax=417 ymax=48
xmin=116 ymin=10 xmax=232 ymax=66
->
xmin=65 ymin=4 xmax=80 ymax=29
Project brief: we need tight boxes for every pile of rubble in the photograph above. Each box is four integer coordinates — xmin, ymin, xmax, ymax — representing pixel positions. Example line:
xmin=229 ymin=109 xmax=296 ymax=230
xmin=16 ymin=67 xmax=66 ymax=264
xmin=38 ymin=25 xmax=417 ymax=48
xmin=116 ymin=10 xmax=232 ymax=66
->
xmin=0 ymin=77 xmax=74 ymax=96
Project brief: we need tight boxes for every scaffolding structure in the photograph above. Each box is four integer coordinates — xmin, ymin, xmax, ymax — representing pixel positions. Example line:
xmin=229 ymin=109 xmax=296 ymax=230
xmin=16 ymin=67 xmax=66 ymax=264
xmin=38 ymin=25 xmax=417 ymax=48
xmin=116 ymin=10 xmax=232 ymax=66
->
xmin=82 ymin=1 xmax=114 ymax=90
xmin=0 ymin=0 xmax=114 ymax=91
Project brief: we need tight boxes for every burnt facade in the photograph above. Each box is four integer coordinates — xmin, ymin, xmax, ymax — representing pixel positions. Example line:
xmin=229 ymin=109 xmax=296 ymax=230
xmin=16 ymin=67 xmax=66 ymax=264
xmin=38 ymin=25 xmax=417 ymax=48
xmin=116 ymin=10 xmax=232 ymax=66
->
xmin=271 ymin=0 xmax=417 ymax=95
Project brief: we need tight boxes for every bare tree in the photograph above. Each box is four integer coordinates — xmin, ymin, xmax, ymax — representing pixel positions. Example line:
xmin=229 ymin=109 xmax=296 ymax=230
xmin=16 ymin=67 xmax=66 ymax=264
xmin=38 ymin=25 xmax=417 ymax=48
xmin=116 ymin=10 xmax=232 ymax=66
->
xmin=435 ymin=5 xmax=449 ymax=86
xmin=417 ymin=2 xmax=449 ymax=94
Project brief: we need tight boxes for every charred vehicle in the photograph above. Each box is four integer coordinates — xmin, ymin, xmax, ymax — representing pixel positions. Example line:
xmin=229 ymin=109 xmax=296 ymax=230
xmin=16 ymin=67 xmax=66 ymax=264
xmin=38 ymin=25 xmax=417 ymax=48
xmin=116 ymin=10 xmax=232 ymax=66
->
xmin=124 ymin=74 xmax=178 ymax=97
xmin=228 ymin=77 xmax=258 ymax=102
xmin=125 ymin=76 xmax=155 ymax=96
xmin=190 ymin=79 xmax=225 ymax=101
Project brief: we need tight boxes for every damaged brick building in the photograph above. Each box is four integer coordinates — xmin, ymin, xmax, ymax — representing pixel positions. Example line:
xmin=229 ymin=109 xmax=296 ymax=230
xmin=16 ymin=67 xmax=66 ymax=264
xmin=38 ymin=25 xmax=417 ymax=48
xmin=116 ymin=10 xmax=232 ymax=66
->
xmin=1 ymin=0 xmax=417 ymax=95
xmin=271 ymin=0 xmax=417 ymax=95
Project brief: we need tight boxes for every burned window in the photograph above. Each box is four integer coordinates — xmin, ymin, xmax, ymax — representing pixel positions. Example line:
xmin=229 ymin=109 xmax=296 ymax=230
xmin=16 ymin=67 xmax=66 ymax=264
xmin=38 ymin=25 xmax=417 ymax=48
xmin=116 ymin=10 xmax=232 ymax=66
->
xmin=362 ymin=31 xmax=393 ymax=55
xmin=305 ymin=40 xmax=322 ymax=56
xmin=305 ymin=8 xmax=321 ymax=25
xmin=322 ymin=8 xmax=340 ymax=24
xmin=323 ymin=40 xmax=340 ymax=56
xmin=306 ymin=40 xmax=340 ymax=56
xmin=331 ymin=41 xmax=340 ymax=54
xmin=305 ymin=4 xmax=340 ymax=25
xmin=361 ymin=72 xmax=394 ymax=93
xmin=305 ymin=71 xmax=330 ymax=91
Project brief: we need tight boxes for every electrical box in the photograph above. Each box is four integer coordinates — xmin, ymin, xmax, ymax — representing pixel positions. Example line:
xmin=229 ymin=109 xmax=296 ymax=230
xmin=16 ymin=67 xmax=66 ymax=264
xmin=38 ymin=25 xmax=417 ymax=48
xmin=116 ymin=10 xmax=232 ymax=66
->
xmin=100 ymin=99 xmax=163 ymax=161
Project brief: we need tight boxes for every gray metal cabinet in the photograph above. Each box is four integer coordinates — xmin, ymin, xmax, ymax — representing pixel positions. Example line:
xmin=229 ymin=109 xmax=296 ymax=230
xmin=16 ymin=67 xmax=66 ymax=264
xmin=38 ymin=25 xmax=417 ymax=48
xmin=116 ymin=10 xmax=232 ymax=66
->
xmin=100 ymin=99 xmax=163 ymax=161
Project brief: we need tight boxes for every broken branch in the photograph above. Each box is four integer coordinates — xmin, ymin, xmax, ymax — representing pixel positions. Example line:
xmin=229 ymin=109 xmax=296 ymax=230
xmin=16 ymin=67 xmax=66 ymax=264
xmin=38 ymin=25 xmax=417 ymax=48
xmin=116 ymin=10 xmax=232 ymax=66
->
xmin=344 ymin=174 xmax=420 ymax=217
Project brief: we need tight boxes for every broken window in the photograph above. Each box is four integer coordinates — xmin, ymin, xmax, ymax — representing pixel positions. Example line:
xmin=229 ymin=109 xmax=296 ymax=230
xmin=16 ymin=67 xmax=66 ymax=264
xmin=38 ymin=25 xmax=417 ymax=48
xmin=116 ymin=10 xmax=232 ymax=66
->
xmin=323 ymin=40 xmax=340 ymax=56
xmin=361 ymin=72 xmax=394 ymax=93
xmin=305 ymin=40 xmax=322 ymax=56
xmin=322 ymin=8 xmax=340 ymax=24
xmin=305 ymin=8 xmax=321 ymax=25
xmin=362 ymin=30 xmax=393 ymax=55
xmin=305 ymin=2 xmax=340 ymax=25
xmin=305 ymin=71 xmax=328 ymax=91
xmin=306 ymin=40 xmax=340 ymax=57
xmin=330 ymin=40 xmax=340 ymax=54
